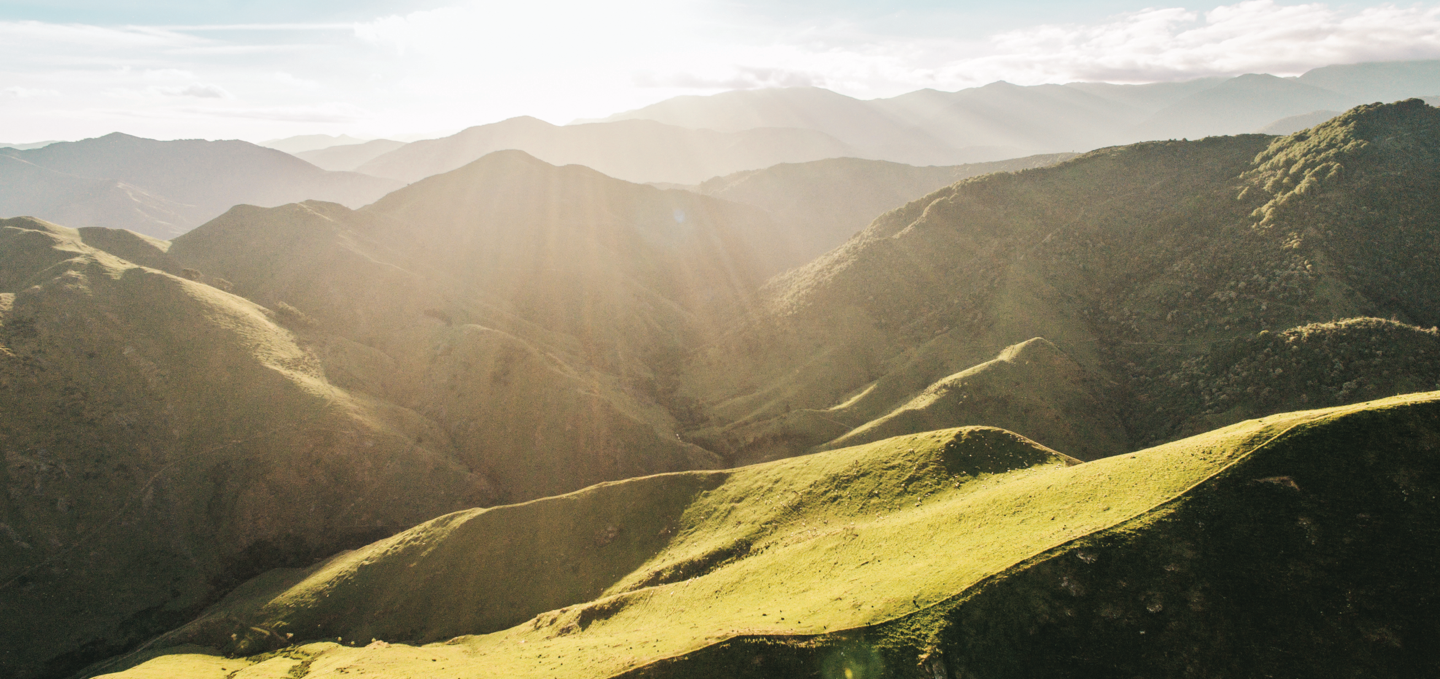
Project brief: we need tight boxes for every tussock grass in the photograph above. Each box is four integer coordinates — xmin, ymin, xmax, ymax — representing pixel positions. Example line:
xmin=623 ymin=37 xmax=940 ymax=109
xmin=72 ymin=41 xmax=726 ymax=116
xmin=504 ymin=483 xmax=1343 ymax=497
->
xmin=102 ymin=392 xmax=1440 ymax=678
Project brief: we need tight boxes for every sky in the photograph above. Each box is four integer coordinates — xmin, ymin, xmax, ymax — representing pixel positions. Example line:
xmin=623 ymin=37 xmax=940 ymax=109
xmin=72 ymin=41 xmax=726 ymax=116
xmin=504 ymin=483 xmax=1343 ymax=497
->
xmin=3 ymin=0 xmax=1440 ymax=143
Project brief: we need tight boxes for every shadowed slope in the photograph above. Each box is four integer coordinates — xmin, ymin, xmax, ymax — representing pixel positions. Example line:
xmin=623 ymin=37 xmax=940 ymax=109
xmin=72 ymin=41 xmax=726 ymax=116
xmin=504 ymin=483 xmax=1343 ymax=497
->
xmin=94 ymin=392 xmax=1440 ymax=678
xmin=821 ymin=338 xmax=1125 ymax=460
xmin=0 ymin=218 xmax=493 ymax=679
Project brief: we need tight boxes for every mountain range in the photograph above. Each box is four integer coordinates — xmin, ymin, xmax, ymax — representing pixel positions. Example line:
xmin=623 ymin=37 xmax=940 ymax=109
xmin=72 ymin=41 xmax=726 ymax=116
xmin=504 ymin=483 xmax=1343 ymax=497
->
xmin=0 ymin=134 xmax=400 ymax=239
xmin=2 ymin=94 xmax=1440 ymax=678
xmin=596 ymin=60 xmax=1440 ymax=162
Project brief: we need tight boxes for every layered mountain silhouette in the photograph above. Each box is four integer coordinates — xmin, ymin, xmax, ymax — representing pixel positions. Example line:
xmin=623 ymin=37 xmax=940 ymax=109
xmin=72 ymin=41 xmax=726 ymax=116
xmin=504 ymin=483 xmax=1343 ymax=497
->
xmin=600 ymin=59 xmax=1440 ymax=161
xmin=5 ymin=100 xmax=1440 ymax=679
xmin=295 ymin=139 xmax=406 ymax=171
xmin=260 ymin=134 xmax=370 ymax=155
xmin=687 ymin=154 xmax=1074 ymax=266
xmin=0 ymin=134 xmax=400 ymax=239
xmin=354 ymin=116 xmax=858 ymax=185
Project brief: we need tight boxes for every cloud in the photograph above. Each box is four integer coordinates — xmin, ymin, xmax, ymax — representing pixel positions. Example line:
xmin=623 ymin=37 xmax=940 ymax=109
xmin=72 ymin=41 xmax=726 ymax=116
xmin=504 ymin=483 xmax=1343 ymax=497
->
xmin=3 ymin=86 xmax=60 ymax=98
xmin=0 ymin=20 xmax=199 ymax=51
xmin=938 ymin=0 xmax=1440 ymax=85
xmin=143 ymin=68 xmax=196 ymax=80
xmin=634 ymin=66 xmax=822 ymax=90
xmin=180 ymin=102 xmax=367 ymax=122
xmin=272 ymin=72 xmax=319 ymax=88
xmin=151 ymin=83 xmax=234 ymax=99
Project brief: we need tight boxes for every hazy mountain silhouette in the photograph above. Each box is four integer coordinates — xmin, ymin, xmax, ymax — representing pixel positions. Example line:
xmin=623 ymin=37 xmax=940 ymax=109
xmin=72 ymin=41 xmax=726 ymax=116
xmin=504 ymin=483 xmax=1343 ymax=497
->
xmin=598 ymin=60 xmax=1440 ymax=162
xmin=296 ymin=138 xmax=405 ymax=171
xmin=260 ymin=133 xmax=369 ymax=154
xmin=688 ymin=153 xmax=1074 ymax=267
xmin=0 ymin=133 xmax=400 ymax=239
xmin=1257 ymin=109 xmax=1341 ymax=134
xmin=0 ymin=154 xmax=198 ymax=238
xmin=0 ymin=141 xmax=58 ymax=150
xmin=356 ymin=116 xmax=857 ymax=185
xmin=1132 ymin=73 xmax=1352 ymax=139
xmin=581 ymin=86 xmax=966 ymax=166
xmin=1296 ymin=59 xmax=1440 ymax=102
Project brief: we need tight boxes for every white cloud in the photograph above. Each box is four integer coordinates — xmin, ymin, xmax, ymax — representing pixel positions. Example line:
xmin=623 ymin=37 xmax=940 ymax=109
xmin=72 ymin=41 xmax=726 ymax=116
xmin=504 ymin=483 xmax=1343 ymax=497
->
xmin=4 ymin=1 xmax=1440 ymax=141
xmin=144 ymin=68 xmax=196 ymax=80
xmin=180 ymin=102 xmax=368 ymax=122
xmin=151 ymin=83 xmax=234 ymax=99
xmin=272 ymin=72 xmax=319 ymax=88
xmin=3 ymin=86 xmax=60 ymax=98
xmin=634 ymin=66 xmax=823 ymax=90
xmin=935 ymin=0 xmax=1440 ymax=85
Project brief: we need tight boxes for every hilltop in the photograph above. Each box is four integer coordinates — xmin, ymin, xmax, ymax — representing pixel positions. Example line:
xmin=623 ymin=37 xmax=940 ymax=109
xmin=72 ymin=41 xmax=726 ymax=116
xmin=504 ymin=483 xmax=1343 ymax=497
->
xmin=92 ymin=392 xmax=1440 ymax=678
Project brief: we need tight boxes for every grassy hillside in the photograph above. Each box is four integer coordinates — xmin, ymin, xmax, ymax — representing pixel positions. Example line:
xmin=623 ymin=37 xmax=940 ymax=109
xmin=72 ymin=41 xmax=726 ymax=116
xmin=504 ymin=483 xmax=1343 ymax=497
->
xmin=679 ymin=100 xmax=1440 ymax=462
xmin=93 ymin=391 xmax=1440 ymax=678
xmin=0 ymin=218 xmax=494 ymax=679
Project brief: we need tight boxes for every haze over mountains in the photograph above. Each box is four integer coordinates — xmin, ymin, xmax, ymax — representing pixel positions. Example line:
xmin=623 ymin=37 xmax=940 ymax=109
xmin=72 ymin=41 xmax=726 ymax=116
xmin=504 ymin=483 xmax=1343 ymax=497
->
xmin=3 ymin=59 xmax=1436 ymax=248
xmin=0 ymin=135 xmax=399 ymax=239
xmin=589 ymin=60 xmax=1439 ymax=161
xmin=4 ymin=59 xmax=1440 ymax=679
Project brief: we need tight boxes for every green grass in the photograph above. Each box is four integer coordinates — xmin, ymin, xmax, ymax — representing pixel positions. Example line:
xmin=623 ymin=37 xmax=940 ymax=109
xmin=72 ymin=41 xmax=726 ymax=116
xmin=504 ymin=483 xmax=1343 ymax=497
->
xmin=99 ymin=392 xmax=1440 ymax=678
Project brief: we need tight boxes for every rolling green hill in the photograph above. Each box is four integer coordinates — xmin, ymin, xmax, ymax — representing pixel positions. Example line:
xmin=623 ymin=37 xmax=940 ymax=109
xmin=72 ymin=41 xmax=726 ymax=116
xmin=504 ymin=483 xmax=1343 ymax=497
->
xmin=91 ymin=391 xmax=1440 ymax=678
xmin=678 ymin=100 xmax=1440 ymax=463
